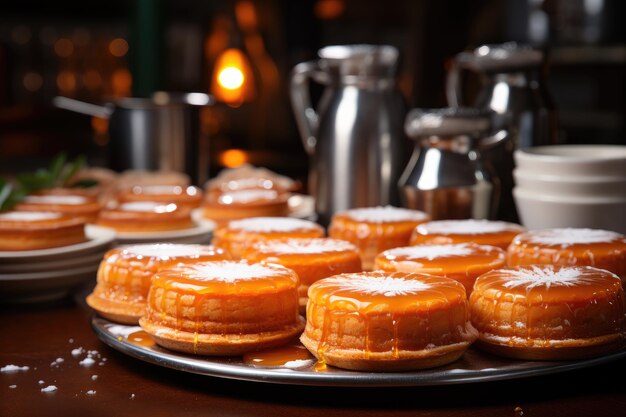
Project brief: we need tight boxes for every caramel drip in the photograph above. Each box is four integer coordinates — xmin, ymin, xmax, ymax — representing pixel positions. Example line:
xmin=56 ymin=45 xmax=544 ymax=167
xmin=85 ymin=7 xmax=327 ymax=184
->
xmin=242 ymin=344 xmax=314 ymax=367
xmin=128 ymin=330 xmax=156 ymax=347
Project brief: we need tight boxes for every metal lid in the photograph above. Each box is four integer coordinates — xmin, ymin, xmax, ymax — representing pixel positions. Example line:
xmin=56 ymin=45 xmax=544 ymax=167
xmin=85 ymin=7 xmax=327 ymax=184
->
xmin=404 ymin=107 xmax=492 ymax=139
xmin=318 ymin=44 xmax=399 ymax=79
xmin=455 ymin=42 xmax=543 ymax=72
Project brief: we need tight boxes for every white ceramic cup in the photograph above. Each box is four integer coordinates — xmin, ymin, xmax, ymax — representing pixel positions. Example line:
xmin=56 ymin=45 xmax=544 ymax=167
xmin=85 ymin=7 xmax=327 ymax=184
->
xmin=513 ymin=187 xmax=626 ymax=233
xmin=513 ymin=169 xmax=626 ymax=198
xmin=514 ymin=145 xmax=626 ymax=177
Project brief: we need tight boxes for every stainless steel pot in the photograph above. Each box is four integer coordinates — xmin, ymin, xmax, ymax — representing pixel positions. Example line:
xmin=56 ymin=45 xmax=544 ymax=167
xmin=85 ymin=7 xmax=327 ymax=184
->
xmin=53 ymin=92 xmax=214 ymax=185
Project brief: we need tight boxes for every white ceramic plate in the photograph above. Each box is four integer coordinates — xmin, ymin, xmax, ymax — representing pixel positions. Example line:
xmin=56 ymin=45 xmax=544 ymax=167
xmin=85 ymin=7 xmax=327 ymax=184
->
xmin=0 ymin=263 xmax=99 ymax=303
xmin=114 ymin=220 xmax=215 ymax=244
xmin=0 ymin=252 xmax=104 ymax=274
xmin=0 ymin=225 xmax=116 ymax=264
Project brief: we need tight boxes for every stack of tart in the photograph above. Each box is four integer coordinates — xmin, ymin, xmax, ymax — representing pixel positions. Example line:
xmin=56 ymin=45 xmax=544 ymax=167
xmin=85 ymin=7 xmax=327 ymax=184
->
xmin=201 ymin=166 xmax=296 ymax=222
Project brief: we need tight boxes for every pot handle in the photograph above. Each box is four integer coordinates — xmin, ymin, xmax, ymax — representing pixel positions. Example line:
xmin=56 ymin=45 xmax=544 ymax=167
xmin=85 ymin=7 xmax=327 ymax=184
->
xmin=52 ymin=96 xmax=114 ymax=119
xmin=445 ymin=58 xmax=464 ymax=107
xmin=289 ymin=61 xmax=320 ymax=156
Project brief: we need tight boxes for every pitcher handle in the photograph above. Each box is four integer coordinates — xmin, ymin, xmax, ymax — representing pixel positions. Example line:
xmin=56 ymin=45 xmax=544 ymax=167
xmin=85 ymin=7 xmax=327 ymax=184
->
xmin=289 ymin=61 xmax=320 ymax=155
xmin=53 ymin=96 xmax=114 ymax=119
xmin=445 ymin=58 xmax=464 ymax=107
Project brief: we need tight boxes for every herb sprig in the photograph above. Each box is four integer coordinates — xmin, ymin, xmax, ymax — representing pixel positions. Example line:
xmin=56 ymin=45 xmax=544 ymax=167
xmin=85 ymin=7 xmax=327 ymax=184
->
xmin=0 ymin=153 xmax=89 ymax=211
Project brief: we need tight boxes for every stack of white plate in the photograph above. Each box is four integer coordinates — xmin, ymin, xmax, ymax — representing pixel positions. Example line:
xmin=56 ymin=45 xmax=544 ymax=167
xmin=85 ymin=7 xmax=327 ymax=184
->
xmin=513 ymin=145 xmax=626 ymax=233
xmin=0 ymin=225 xmax=116 ymax=303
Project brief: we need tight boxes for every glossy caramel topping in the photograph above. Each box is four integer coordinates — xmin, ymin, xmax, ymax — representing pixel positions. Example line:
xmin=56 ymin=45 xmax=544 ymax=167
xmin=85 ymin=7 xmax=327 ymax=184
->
xmin=474 ymin=265 xmax=623 ymax=305
xmin=341 ymin=206 xmax=430 ymax=223
xmin=308 ymin=271 xmax=466 ymax=314
xmin=242 ymin=343 xmax=314 ymax=367
xmin=376 ymin=243 xmax=505 ymax=275
xmin=227 ymin=217 xmax=322 ymax=233
xmin=152 ymin=260 xmax=298 ymax=295
xmin=127 ymin=330 xmax=156 ymax=347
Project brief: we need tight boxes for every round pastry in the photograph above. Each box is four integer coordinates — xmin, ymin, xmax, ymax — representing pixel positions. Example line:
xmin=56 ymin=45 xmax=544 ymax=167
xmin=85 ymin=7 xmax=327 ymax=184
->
xmin=242 ymin=238 xmax=362 ymax=311
xmin=117 ymin=185 xmax=203 ymax=208
xmin=328 ymin=206 xmax=431 ymax=271
xmin=301 ymin=271 xmax=478 ymax=371
xmin=206 ymin=164 xmax=298 ymax=193
xmin=212 ymin=217 xmax=325 ymax=259
xmin=375 ymin=243 xmax=506 ymax=295
xmin=140 ymin=260 xmax=305 ymax=355
xmin=14 ymin=194 xmax=102 ymax=223
xmin=0 ymin=211 xmax=86 ymax=251
xmin=86 ymin=244 xmax=228 ymax=324
xmin=507 ymin=228 xmax=626 ymax=282
xmin=470 ymin=265 xmax=626 ymax=360
xmin=96 ymin=201 xmax=194 ymax=232
xmin=410 ymin=219 xmax=525 ymax=249
xmin=201 ymin=189 xmax=290 ymax=222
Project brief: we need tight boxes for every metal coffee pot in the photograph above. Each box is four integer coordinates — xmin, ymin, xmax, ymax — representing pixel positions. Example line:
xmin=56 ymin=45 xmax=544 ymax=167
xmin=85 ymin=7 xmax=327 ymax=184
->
xmin=399 ymin=108 xmax=507 ymax=220
xmin=290 ymin=45 xmax=407 ymax=226
xmin=53 ymin=92 xmax=214 ymax=185
xmin=446 ymin=42 xmax=558 ymax=221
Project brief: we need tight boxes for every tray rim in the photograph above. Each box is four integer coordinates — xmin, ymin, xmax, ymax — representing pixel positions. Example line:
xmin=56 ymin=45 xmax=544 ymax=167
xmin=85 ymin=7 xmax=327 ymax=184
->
xmin=91 ymin=317 xmax=626 ymax=387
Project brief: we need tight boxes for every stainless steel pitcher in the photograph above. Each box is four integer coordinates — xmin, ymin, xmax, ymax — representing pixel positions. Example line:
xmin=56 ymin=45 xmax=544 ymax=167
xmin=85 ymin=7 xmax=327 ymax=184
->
xmin=290 ymin=45 xmax=406 ymax=226
xmin=53 ymin=92 xmax=214 ymax=185
xmin=446 ymin=42 xmax=558 ymax=221
xmin=400 ymin=108 xmax=507 ymax=220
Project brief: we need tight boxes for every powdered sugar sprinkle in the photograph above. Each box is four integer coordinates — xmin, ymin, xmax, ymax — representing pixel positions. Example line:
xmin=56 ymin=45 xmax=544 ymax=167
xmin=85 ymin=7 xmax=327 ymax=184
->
xmin=419 ymin=219 xmax=523 ymax=235
xmin=524 ymin=228 xmax=623 ymax=246
xmin=382 ymin=244 xmax=476 ymax=260
xmin=344 ymin=206 xmax=428 ymax=223
xmin=325 ymin=274 xmax=431 ymax=296
xmin=228 ymin=217 xmax=321 ymax=232
xmin=499 ymin=266 xmax=610 ymax=289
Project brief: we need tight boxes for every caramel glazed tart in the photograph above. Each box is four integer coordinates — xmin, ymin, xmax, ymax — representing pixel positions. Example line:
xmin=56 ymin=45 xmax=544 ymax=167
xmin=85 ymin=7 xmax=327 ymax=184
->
xmin=470 ymin=265 xmax=626 ymax=360
xmin=301 ymin=271 xmax=478 ymax=371
xmin=139 ymin=261 xmax=305 ymax=356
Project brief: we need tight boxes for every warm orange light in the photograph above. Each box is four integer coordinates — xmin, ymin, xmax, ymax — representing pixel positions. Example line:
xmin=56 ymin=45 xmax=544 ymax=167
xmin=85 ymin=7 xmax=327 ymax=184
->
xmin=314 ymin=0 xmax=345 ymax=20
xmin=211 ymin=48 xmax=255 ymax=105
xmin=220 ymin=149 xmax=248 ymax=168
xmin=235 ymin=1 xmax=258 ymax=32
xmin=56 ymin=70 xmax=76 ymax=94
xmin=91 ymin=117 xmax=109 ymax=134
xmin=112 ymin=68 xmax=132 ymax=97
xmin=109 ymin=38 xmax=129 ymax=57
xmin=54 ymin=38 xmax=74 ymax=57
xmin=218 ymin=67 xmax=244 ymax=90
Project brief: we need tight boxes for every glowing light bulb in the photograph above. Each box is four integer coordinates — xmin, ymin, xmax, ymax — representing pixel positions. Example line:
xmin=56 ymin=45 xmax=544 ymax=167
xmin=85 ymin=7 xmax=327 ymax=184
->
xmin=218 ymin=67 xmax=244 ymax=90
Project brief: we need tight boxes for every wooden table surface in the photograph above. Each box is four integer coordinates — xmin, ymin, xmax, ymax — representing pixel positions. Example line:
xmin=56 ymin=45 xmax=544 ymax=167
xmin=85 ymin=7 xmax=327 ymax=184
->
xmin=2 ymin=293 xmax=626 ymax=417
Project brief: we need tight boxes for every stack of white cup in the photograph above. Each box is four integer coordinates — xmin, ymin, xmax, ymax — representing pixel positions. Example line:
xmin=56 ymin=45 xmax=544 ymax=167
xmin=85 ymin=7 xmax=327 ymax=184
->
xmin=513 ymin=145 xmax=626 ymax=233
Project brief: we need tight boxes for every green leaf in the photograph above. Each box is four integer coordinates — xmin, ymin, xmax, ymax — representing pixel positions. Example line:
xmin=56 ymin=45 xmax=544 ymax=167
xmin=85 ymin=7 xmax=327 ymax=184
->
xmin=48 ymin=152 xmax=67 ymax=183
xmin=61 ymin=154 xmax=86 ymax=186
xmin=70 ymin=179 xmax=99 ymax=188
